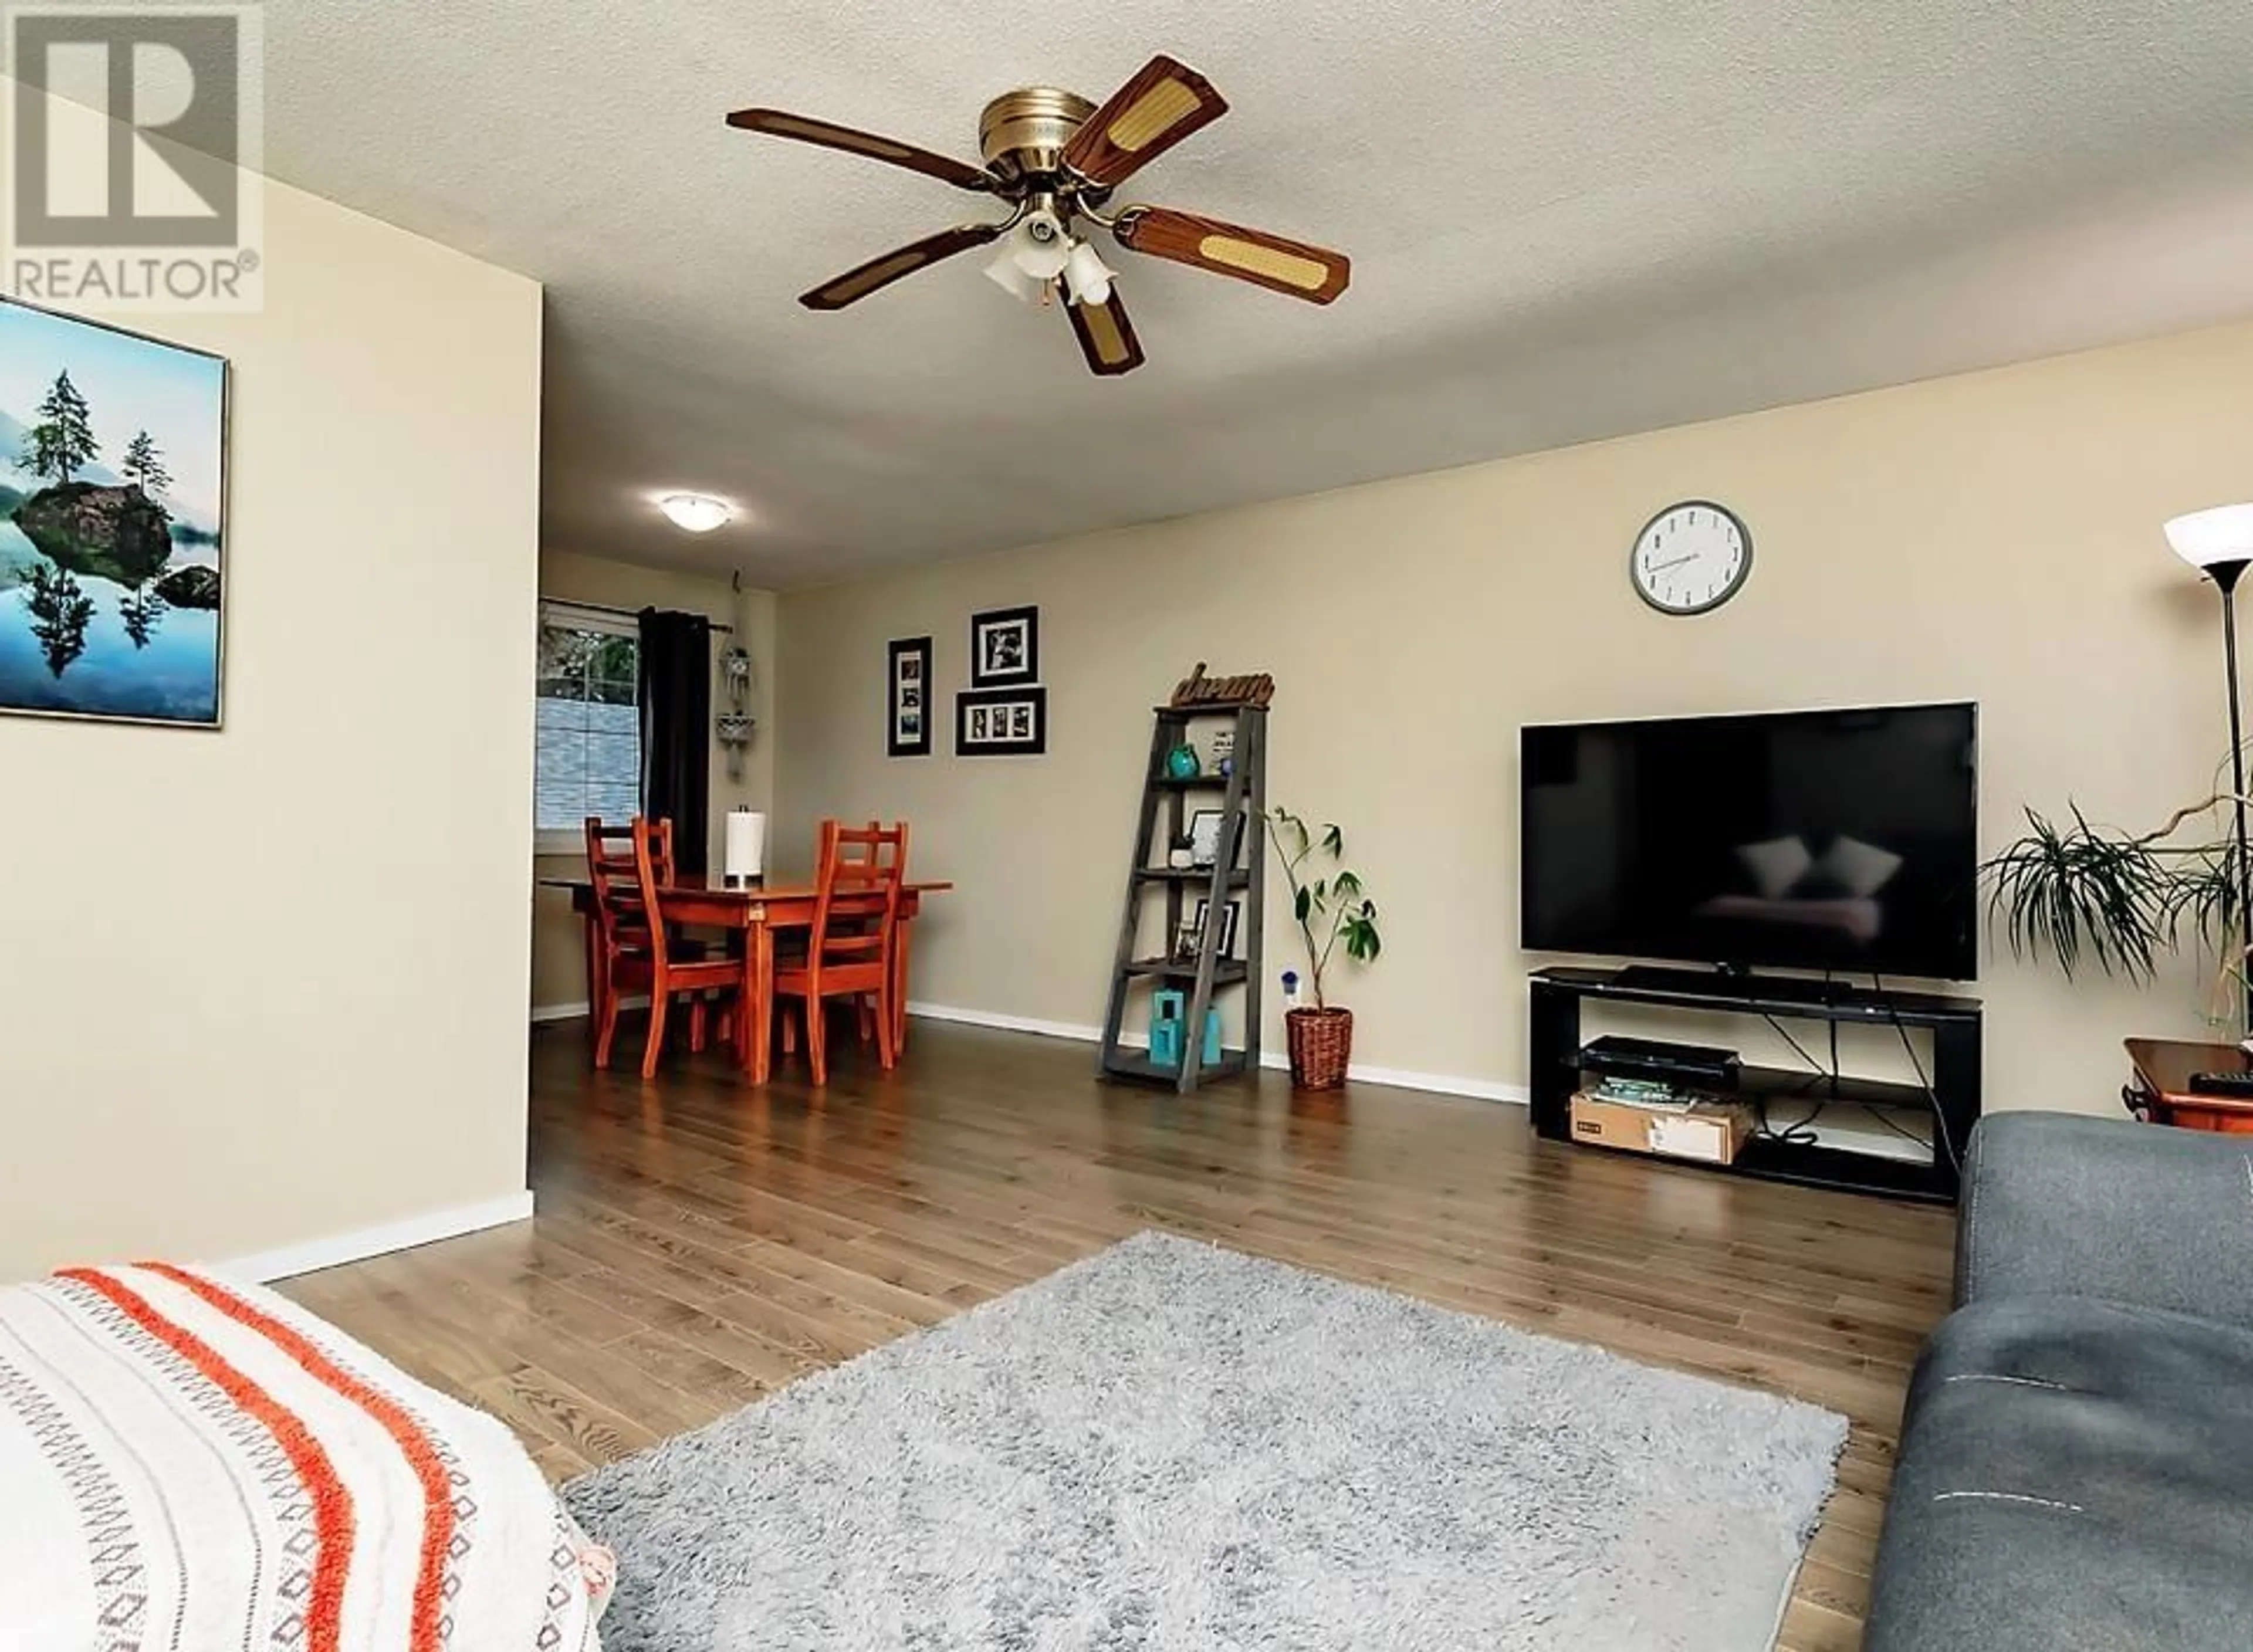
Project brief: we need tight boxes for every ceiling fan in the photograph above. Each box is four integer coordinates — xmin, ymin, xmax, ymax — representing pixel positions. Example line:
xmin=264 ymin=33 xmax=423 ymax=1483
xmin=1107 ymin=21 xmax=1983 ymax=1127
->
xmin=726 ymin=55 xmax=1351 ymax=377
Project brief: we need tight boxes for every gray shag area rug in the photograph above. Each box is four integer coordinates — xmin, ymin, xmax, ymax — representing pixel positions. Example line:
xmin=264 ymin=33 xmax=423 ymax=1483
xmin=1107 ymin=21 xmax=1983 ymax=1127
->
xmin=566 ymin=1231 xmax=1845 ymax=1651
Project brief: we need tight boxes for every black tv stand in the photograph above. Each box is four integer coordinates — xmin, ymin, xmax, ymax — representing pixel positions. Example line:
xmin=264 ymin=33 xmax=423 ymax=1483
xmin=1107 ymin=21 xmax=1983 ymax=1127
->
xmin=1530 ymin=966 xmax=1982 ymax=1203
xmin=1612 ymin=965 xmax=1854 ymax=1006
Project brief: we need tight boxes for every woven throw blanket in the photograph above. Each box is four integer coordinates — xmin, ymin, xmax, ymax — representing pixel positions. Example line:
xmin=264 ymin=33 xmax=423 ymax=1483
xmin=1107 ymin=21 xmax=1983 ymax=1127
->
xmin=0 ymin=1262 xmax=603 ymax=1652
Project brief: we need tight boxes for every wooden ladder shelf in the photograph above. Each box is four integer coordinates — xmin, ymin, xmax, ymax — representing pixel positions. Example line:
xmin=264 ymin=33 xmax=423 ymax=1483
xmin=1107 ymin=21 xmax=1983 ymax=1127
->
xmin=1098 ymin=703 xmax=1268 ymax=1094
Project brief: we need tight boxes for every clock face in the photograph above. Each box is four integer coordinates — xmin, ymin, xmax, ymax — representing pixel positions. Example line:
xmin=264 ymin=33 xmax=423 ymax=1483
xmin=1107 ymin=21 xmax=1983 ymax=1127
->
xmin=1630 ymin=501 xmax=1753 ymax=615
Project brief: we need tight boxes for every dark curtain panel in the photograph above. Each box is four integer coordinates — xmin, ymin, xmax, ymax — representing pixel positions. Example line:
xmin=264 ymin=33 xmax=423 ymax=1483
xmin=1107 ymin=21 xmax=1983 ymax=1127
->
xmin=637 ymin=608 xmax=713 ymax=873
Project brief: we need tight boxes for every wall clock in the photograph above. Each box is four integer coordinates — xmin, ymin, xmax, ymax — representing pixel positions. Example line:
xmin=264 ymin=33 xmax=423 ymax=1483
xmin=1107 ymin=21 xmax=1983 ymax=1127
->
xmin=1630 ymin=500 xmax=1753 ymax=615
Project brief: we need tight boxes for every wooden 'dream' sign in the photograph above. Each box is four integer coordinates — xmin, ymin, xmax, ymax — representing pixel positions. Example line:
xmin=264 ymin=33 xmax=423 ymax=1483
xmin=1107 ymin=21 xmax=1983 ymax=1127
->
xmin=1169 ymin=662 xmax=1276 ymax=710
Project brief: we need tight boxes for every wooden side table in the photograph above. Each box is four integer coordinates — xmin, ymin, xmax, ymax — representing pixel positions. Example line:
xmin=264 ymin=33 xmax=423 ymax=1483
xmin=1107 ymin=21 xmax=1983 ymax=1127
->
xmin=2125 ymin=1038 xmax=2253 ymax=1133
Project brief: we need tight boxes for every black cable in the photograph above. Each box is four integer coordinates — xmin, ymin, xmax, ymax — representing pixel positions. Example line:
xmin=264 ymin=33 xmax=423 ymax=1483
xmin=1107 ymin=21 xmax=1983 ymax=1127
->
xmin=1764 ymin=1014 xmax=1830 ymax=1078
xmin=1748 ymin=1014 xmax=1826 ymax=1143
xmin=1865 ymin=1106 xmax=1935 ymax=1155
xmin=1873 ymin=973 xmax=1962 ymax=1173
xmin=1748 ymin=993 xmax=1836 ymax=1144
xmin=1756 ymin=1096 xmax=1826 ymax=1145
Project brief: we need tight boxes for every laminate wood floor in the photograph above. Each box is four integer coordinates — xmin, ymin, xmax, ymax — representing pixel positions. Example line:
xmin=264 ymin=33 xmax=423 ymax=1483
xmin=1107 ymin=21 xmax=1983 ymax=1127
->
xmin=284 ymin=1019 xmax=1955 ymax=1652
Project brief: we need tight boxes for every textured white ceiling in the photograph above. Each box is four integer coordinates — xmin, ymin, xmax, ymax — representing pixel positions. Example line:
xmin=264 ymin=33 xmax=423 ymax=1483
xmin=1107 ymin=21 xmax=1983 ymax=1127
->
xmin=261 ymin=1 xmax=2253 ymax=586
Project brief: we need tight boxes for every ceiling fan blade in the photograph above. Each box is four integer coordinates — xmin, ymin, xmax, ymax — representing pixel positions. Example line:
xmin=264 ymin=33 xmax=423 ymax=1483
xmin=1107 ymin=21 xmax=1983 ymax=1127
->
xmin=1065 ymin=290 xmax=1146 ymax=377
xmin=799 ymin=223 xmax=1007 ymax=311
xmin=1061 ymin=56 xmax=1228 ymax=188
xmin=727 ymin=107 xmax=994 ymax=193
xmin=1114 ymin=206 xmax=1351 ymax=304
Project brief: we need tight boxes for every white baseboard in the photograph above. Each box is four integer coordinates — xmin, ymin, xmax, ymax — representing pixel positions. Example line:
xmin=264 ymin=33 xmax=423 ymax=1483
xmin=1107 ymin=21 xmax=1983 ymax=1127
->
xmin=906 ymin=1001 xmax=1114 ymax=1044
xmin=906 ymin=1002 xmax=1528 ymax=1108
xmin=215 ymin=1191 xmax=537 ymax=1285
xmin=1315 ymin=1059 xmax=1527 ymax=1106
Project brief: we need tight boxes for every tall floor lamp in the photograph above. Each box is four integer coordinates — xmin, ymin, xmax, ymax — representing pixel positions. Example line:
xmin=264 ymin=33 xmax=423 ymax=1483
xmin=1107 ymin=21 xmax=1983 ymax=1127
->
xmin=2167 ymin=503 xmax=2253 ymax=1036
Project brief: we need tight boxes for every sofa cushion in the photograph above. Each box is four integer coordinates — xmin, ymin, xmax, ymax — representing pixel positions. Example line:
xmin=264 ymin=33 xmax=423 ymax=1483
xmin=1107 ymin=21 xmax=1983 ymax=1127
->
xmin=1957 ymin=1112 xmax=2253 ymax=1329
xmin=1868 ymin=1293 xmax=2253 ymax=1651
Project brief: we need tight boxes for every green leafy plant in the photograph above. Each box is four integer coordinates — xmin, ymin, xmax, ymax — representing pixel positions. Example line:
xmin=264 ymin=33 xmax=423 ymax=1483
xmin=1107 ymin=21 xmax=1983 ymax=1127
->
xmin=1983 ymin=783 xmax=2251 ymax=1023
xmin=1268 ymin=807 xmax=1381 ymax=1010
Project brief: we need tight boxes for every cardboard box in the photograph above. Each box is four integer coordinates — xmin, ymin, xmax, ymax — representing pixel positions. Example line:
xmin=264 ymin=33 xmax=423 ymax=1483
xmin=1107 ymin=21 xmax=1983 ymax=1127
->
xmin=1569 ymin=1092 xmax=1663 ymax=1154
xmin=1649 ymin=1102 xmax=1753 ymax=1166
xmin=1569 ymin=1093 xmax=1751 ymax=1165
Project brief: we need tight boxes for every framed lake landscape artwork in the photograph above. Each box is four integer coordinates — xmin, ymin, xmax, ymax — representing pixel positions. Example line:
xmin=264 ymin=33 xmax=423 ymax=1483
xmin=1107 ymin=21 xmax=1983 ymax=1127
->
xmin=0 ymin=298 xmax=228 ymax=726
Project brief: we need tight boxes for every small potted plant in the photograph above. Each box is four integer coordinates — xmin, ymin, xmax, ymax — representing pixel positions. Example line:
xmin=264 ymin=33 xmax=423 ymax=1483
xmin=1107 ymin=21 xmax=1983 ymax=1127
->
xmin=1269 ymin=807 xmax=1382 ymax=1089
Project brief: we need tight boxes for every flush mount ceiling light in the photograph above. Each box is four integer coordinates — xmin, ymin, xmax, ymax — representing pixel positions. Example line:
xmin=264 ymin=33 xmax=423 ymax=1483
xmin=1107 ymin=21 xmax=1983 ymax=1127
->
xmin=659 ymin=493 xmax=733 ymax=533
xmin=725 ymin=54 xmax=1352 ymax=377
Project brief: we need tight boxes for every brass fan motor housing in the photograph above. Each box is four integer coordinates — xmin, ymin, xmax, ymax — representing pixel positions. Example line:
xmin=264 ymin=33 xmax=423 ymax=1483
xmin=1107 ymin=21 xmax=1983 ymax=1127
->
xmin=979 ymin=87 xmax=1095 ymax=184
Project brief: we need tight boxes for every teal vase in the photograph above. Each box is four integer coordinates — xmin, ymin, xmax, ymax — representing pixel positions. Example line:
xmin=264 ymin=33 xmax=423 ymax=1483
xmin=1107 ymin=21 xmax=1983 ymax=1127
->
xmin=1150 ymin=991 xmax=1187 ymax=1069
xmin=1165 ymin=744 xmax=1202 ymax=780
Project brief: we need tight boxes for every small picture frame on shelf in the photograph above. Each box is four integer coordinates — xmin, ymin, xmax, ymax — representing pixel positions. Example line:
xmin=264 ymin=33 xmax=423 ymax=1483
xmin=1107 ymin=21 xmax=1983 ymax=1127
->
xmin=956 ymin=685 xmax=1047 ymax=757
xmin=1172 ymin=916 xmax=1206 ymax=963
xmin=970 ymin=604 xmax=1039 ymax=688
xmin=1188 ymin=808 xmax=1227 ymax=868
xmin=1192 ymin=897 xmax=1242 ymax=959
xmin=888 ymin=637 xmax=933 ymax=757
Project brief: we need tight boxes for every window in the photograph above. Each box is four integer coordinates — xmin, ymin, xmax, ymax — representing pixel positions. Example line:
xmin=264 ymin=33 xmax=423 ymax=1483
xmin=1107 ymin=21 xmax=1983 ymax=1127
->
xmin=535 ymin=604 xmax=640 ymax=852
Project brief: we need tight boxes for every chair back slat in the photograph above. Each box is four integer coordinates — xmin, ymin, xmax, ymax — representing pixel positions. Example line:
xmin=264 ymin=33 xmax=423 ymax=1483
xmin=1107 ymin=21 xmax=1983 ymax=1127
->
xmin=808 ymin=818 xmax=908 ymax=972
xmin=628 ymin=817 xmax=678 ymax=970
xmin=586 ymin=815 xmax=674 ymax=954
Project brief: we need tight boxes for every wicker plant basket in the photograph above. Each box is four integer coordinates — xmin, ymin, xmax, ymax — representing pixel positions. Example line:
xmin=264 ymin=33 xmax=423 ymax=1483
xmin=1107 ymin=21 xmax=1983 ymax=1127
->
xmin=1286 ymin=1006 xmax=1354 ymax=1091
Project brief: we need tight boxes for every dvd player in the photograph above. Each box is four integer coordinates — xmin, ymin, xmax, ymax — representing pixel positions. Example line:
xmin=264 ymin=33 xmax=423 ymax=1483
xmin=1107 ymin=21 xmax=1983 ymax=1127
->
xmin=1580 ymin=1034 xmax=1742 ymax=1089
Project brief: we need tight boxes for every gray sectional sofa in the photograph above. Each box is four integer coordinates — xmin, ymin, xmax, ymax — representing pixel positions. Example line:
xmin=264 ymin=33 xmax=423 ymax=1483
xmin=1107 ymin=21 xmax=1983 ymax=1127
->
xmin=1867 ymin=1111 xmax=2253 ymax=1649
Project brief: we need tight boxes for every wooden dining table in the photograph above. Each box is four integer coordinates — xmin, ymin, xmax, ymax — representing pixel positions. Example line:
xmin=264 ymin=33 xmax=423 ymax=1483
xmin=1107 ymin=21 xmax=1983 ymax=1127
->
xmin=544 ymin=873 xmax=952 ymax=1084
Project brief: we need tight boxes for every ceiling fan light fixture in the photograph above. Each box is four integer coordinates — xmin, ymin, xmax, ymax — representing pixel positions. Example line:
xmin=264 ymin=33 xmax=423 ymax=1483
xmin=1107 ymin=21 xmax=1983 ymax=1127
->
xmin=983 ymin=247 xmax=1050 ymax=303
xmin=731 ymin=53 xmax=1348 ymax=377
xmin=1006 ymin=211 xmax=1073 ymax=280
xmin=1062 ymin=238 xmax=1117 ymax=307
xmin=659 ymin=493 xmax=733 ymax=533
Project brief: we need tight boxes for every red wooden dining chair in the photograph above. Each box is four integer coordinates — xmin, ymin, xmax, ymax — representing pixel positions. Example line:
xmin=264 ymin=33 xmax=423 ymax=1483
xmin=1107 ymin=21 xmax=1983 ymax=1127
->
xmin=773 ymin=820 xmax=909 ymax=1085
xmin=585 ymin=816 xmax=738 ymax=1076
xmin=583 ymin=815 xmax=654 ymax=1059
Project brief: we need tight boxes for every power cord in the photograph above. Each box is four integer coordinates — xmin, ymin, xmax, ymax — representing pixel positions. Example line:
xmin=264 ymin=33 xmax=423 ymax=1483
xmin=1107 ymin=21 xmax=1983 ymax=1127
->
xmin=1752 ymin=973 xmax=1946 ymax=1162
xmin=1872 ymin=973 xmax=1960 ymax=1172
xmin=1754 ymin=1007 xmax=1832 ymax=1145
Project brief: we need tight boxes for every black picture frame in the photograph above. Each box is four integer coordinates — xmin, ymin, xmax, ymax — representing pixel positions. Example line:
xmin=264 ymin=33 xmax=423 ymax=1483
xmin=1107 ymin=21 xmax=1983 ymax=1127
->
xmin=970 ymin=604 xmax=1040 ymax=688
xmin=1193 ymin=897 xmax=1242 ymax=959
xmin=888 ymin=636 xmax=932 ymax=757
xmin=1188 ymin=808 xmax=1227 ymax=868
xmin=956 ymin=685 xmax=1047 ymax=757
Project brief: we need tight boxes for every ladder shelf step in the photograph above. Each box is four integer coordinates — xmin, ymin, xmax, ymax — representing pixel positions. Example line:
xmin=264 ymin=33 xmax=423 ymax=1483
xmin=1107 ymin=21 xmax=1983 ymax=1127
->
xmin=1119 ymin=958 xmax=1250 ymax=984
xmin=1102 ymin=1051 xmax=1253 ymax=1086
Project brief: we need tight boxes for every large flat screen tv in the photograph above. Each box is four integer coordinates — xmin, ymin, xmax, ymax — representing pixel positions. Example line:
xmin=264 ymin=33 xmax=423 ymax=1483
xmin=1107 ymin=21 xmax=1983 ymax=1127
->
xmin=1520 ymin=703 xmax=1978 ymax=980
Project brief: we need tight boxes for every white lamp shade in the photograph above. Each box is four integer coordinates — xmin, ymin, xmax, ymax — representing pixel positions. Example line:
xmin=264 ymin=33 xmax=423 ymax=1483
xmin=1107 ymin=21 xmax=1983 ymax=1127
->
xmin=1006 ymin=214 xmax=1072 ymax=280
xmin=1062 ymin=239 xmax=1117 ymax=307
xmin=659 ymin=493 xmax=732 ymax=533
xmin=983 ymin=249 xmax=1048 ymax=302
xmin=2166 ymin=503 xmax=2253 ymax=571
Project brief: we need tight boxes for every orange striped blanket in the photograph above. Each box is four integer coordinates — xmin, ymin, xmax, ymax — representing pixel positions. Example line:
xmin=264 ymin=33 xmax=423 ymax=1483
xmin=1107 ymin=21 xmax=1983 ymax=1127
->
xmin=0 ymin=1263 xmax=605 ymax=1652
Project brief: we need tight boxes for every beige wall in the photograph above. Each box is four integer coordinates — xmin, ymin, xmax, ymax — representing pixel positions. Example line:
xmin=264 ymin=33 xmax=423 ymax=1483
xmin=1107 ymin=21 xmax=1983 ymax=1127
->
xmin=777 ymin=318 xmax=2253 ymax=1116
xmin=530 ymin=549 xmax=778 ymax=1015
xmin=0 ymin=101 xmax=543 ymax=1279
